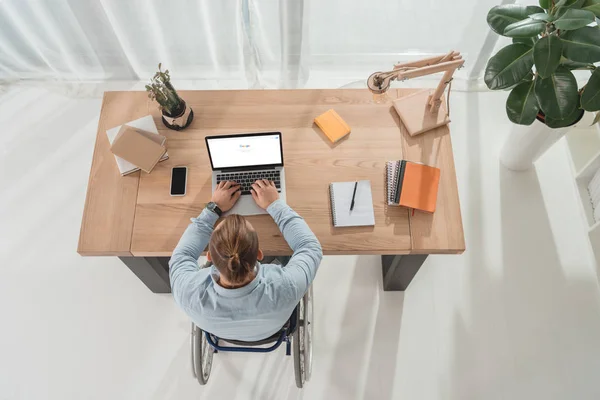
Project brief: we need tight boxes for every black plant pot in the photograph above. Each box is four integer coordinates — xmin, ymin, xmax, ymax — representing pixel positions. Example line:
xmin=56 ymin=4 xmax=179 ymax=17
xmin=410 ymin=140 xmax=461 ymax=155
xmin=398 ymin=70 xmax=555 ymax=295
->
xmin=162 ymin=100 xmax=194 ymax=131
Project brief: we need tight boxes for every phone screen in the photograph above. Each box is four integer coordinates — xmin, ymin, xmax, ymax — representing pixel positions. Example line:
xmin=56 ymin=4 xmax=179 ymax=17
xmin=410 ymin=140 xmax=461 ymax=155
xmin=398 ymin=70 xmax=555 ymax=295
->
xmin=170 ymin=167 xmax=187 ymax=196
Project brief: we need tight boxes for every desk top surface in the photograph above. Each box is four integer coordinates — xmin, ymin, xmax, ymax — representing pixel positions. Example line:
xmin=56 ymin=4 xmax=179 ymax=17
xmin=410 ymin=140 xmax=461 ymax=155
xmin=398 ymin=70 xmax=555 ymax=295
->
xmin=78 ymin=89 xmax=465 ymax=257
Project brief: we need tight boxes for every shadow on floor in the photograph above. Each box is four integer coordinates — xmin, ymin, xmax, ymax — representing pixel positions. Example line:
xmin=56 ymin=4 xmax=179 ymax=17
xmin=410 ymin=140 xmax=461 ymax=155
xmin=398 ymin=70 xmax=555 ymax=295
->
xmin=324 ymin=256 xmax=405 ymax=400
xmin=446 ymin=162 xmax=600 ymax=399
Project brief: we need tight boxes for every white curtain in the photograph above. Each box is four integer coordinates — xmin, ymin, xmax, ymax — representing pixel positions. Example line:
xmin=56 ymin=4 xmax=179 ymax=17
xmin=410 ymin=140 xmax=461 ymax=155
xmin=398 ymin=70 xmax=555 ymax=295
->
xmin=0 ymin=0 xmax=501 ymax=87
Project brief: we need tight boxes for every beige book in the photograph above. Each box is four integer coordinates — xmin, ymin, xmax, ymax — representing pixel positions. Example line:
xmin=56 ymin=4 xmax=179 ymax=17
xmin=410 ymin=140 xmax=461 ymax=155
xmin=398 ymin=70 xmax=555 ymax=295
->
xmin=110 ymin=125 xmax=167 ymax=173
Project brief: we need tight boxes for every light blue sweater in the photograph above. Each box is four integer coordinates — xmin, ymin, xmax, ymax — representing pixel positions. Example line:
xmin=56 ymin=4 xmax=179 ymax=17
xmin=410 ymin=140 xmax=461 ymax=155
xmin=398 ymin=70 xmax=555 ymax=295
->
xmin=169 ymin=200 xmax=323 ymax=341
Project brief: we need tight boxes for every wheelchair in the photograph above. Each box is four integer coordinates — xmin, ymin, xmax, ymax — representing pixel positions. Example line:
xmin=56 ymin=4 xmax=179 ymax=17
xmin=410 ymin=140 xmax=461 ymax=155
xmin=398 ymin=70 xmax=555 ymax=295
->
xmin=191 ymin=286 xmax=313 ymax=388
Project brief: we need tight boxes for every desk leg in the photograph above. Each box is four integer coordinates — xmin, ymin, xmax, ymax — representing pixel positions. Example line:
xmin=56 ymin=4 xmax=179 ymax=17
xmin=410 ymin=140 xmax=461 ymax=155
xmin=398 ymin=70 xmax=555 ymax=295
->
xmin=381 ymin=255 xmax=428 ymax=291
xmin=119 ymin=257 xmax=171 ymax=294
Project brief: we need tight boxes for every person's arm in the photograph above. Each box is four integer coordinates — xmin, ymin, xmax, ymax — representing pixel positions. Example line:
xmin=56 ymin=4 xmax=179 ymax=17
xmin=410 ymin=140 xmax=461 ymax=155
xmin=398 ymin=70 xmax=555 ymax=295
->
xmin=267 ymin=200 xmax=323 ymax=297
xmin=169 ymin=181 xmax=241 ymax=303
xmin=169 ymin=208 xmax=219 ymax=301
xmin=251 ymin=180 xmax=322 ymax=300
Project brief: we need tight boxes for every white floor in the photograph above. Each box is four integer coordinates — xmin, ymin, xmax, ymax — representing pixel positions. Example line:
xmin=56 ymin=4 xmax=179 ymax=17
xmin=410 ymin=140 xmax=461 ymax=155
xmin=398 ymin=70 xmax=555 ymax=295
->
xmin=1 ymin=81 xmax=600 ymax=400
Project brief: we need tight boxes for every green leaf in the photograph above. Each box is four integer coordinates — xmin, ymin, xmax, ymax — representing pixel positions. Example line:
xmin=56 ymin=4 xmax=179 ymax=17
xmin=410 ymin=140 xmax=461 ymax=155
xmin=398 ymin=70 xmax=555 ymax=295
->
xmin=560 ymin=59 xmax=596 ymax=69
xmin=530 ymin=12 xmax=553 ymax=21
xmin=562 ymin=27 xmax=600 ymax=63
xmin=581 ymin=68 xmax=600 ymax=110
xmin=522 ymin=71 xmax=535 ymax=82
xmin=554 ymin=9 xmax=596 ymax=29
xmin=487 ymin=5 xmax=545 ymax=35
xmin=513 ymin=37 xmax=537 ymax=46
xmin=506 ymin=80 xmax=540 ymax=124
xmin=485 ymin=44 xmax=535 ymax=90
xmin=568 ymin=0 xmax=586 ymax=7
xmin=545 ymin=107 xmax=585 ymax=127
xmin=554 ymin=7 xmax=569 ymax=18
xmin=556 ymin=0 xmax=585 ymax=7
xmin=540 ymin=0 xmax=552 ymax=9
xmin=554 ymin=0 xmax=586 ymax=19
xmin=584 ymin=4 xmax=600 ymax=16
xmin=534 ymin=35 xmax=563 ymax=78
xmin=593 ymin=111 xmax=600 ymax=125
xmin=505 ymin=71 xmax=535 ymax=90
xmin=535 ymin=66 xmax=579 ymax=118
xmin=504 ymin=18 xmax=547 ymax=37
xmin=583 ymin=0 xmax=600 ymax=17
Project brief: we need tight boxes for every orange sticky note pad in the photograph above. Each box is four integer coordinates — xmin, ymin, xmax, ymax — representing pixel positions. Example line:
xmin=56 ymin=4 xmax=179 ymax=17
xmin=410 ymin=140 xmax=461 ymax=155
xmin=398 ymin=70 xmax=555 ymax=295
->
xmin=314 ymin=109 xmax=351 ymax=143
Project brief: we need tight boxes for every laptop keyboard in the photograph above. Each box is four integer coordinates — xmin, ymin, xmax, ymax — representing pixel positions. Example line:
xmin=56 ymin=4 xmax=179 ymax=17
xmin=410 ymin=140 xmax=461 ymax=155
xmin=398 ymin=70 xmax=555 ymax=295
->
xmin=216 ymin=170 xmax=281 ymax=195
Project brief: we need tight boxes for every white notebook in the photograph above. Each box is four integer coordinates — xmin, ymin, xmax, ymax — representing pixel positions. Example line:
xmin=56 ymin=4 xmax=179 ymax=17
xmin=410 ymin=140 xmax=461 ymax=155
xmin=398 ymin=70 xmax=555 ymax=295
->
xmin=329 ymin=180 xmax=375 ymax=227
xmin=106 ymin=115 xmax=168 ymax=176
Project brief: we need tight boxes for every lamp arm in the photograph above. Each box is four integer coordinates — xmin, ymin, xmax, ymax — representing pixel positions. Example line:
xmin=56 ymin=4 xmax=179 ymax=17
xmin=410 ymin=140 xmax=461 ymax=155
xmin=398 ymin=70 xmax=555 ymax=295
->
xmin=395 ymin=59 xmax=464 ymax=81
xmin=367 ymin=52 xmax=465 ymax=99
xmin=393 ymin=51 xmax=461 ymax=70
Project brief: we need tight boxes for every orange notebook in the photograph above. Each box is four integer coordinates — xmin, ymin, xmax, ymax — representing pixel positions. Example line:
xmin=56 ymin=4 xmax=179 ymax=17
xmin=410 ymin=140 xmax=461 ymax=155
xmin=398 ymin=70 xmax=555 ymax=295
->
xmin=314 ymin=109 xmax=351 ymax=143
xmin=389 ymin=160 xmax=440 ymax=213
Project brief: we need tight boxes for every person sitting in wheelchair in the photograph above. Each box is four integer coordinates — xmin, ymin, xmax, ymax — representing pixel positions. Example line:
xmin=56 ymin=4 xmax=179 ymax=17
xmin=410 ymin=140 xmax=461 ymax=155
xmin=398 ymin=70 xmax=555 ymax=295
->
xmin=169 ymin=180 xmax=323 ymax=342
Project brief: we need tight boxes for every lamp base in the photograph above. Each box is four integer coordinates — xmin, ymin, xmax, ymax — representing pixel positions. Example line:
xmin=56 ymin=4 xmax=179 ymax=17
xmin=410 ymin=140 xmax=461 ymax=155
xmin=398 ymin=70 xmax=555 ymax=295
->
xmin=392 ymin=89 xmax=450 ymax=136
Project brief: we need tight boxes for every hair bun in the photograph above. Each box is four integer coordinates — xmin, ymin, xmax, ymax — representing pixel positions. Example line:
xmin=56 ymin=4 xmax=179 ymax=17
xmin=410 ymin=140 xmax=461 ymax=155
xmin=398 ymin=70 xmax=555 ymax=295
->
xmin=227 ymin=253 xmax=241 ymax=272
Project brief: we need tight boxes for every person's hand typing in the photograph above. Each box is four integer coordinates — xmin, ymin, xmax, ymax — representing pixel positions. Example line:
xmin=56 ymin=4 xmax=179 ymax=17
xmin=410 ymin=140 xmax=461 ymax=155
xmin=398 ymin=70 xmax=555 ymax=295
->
xmin=211 ymin=181 xmax=241 ymax=212
xmin=251 ymin=179 xmax=279 ymax=209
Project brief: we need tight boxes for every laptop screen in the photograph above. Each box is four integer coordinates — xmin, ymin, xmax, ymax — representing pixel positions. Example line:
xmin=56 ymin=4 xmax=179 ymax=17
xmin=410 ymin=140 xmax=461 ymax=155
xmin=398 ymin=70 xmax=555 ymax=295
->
xmin=206 ymin=132 xmax=283 ymax=170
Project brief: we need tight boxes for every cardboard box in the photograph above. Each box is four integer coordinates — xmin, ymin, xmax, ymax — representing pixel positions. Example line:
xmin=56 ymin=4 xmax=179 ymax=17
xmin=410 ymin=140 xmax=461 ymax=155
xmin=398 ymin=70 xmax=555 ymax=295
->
xmin=110 ymin=125 xmax=167 ymax=173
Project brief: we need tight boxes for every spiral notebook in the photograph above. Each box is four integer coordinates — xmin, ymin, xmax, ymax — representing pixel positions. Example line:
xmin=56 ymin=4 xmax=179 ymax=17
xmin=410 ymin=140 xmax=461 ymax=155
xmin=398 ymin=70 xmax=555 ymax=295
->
xmin=386 ymin=161 xmax=399 ymax=205
xmin=329 ymin=180 xmax=375 ymax=227
xmin=386 ymin=160 xmax=440 ymax=212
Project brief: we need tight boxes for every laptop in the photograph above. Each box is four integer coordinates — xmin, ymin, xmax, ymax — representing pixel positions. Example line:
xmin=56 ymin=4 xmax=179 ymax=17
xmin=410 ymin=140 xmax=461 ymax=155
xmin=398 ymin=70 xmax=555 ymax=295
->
xmin=206 ymin=132 xmax=287 ymax=216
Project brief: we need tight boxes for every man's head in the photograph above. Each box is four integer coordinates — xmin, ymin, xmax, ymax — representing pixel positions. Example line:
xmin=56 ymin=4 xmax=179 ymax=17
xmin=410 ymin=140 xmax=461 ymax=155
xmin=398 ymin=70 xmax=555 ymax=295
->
xmin=207 ymin=214 xmax=263 ymax=287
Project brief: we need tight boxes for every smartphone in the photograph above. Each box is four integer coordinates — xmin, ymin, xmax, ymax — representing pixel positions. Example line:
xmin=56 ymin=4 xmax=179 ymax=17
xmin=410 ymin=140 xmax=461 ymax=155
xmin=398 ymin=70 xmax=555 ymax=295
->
xmin=170 ymin=166 xmax=187 ymax=196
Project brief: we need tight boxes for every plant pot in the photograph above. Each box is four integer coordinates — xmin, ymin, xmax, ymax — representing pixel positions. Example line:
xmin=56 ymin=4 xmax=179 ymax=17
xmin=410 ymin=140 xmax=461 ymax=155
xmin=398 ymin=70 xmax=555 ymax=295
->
xmin=500 ymin=111 xmax=590 ymax=171
xmin=162 ymin=100 xmax=194 ymax=131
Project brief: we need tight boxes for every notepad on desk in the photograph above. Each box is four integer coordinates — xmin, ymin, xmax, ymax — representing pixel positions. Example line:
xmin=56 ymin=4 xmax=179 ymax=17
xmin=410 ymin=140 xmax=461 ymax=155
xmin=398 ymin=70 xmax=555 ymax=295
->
xmin=329 ymin=180 xmax=375 ymax=227
xmin=314 ymin=109 xmax=351 ymax=143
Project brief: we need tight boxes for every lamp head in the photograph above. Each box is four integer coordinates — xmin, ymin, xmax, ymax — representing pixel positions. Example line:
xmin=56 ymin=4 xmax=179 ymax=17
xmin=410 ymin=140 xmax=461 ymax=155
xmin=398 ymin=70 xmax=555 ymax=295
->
xmin=367 ymin=72 xmax=392 ymax=94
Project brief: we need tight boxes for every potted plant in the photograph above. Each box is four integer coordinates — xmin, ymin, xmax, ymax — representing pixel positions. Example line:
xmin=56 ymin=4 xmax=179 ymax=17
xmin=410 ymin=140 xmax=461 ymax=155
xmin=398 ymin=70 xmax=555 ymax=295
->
xmin=145 ymin=64 xmax=194 ymax=131
xmin=485 ymin=0 xmax=600 ymax=170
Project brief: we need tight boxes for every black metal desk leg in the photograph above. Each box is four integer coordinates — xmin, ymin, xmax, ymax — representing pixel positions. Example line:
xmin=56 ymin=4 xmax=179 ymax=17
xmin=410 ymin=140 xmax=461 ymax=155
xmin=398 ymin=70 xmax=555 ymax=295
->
xmin=119 ymin=257 xmax=172 ymax=293
xmin=381 ymin=254 xmax=428 ymax=291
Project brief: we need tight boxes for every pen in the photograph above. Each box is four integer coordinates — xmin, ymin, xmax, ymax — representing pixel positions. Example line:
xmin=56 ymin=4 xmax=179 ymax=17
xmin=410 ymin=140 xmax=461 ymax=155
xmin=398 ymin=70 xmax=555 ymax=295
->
xmin=350 ymin=181 xmax=358 ymax=211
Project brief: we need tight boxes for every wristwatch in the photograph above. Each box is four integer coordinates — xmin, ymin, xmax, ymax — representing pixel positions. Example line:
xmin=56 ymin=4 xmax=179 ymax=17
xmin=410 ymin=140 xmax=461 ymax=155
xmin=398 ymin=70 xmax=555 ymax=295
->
xmin=206 ymin=202 xmax=222 ymax=217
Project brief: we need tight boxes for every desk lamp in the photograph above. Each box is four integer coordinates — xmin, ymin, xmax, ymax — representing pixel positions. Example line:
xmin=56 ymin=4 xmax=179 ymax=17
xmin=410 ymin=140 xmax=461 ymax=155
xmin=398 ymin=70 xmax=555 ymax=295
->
xmin=367 ymin=51 xmax=464 ymax=136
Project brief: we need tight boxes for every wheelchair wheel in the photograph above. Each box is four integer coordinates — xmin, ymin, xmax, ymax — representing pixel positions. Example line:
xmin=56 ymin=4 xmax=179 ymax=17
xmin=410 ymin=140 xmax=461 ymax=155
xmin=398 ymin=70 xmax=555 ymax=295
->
xmin=191 ymin=323 xmax=214 ymax=385
xmin=293 ymin=286 xmax=313 ymax=388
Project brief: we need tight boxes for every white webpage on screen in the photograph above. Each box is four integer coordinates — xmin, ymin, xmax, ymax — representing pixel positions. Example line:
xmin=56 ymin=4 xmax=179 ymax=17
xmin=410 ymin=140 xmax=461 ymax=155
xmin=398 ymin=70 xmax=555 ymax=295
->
xmin=208 ymin=134 xmax=282 ymax=169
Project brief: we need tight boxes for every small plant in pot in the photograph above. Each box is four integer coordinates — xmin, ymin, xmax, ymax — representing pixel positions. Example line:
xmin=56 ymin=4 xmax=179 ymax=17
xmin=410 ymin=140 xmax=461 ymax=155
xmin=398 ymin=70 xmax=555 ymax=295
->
xmin=484 ymin=0 xmax=600 ymax=169
xmin=146 ymin=64 xmax=194 ymax=131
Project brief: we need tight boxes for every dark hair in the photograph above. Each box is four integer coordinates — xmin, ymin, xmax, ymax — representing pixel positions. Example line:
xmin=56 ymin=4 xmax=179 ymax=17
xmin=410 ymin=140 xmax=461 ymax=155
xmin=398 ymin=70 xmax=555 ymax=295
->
xmin=209 ymin=214 xmax=259 ymax=286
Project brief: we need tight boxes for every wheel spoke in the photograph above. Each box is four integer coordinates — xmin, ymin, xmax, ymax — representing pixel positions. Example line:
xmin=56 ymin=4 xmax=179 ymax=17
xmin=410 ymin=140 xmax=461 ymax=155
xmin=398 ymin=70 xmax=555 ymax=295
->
xmin=201 ymin=334 xmax=214 ymax=381
xmin=305 ymin=287 xmax=313 ymax=380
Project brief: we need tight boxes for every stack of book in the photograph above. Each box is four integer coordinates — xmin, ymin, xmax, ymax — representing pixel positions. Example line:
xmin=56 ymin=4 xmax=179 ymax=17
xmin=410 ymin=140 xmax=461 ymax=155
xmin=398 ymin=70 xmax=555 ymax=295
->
xmin=587 ymin=168 xmax=600 ymax=222
xmin=386 ymin=160 xmax=441 ymax=213
xmin=106 ymin=115 xmax=168 ymax=175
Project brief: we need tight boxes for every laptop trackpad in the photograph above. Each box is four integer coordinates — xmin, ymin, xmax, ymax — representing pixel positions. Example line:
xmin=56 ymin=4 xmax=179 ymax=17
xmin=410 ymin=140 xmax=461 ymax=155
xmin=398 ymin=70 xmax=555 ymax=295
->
xmin=224 ymin=194 xmax=267 ymax=216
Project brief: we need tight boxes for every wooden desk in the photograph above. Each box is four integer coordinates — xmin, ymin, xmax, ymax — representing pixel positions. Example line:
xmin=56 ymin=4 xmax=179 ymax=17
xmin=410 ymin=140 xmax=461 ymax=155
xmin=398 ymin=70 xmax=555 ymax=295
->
xmin=78 ymin=89 xmax=465 ymax=292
